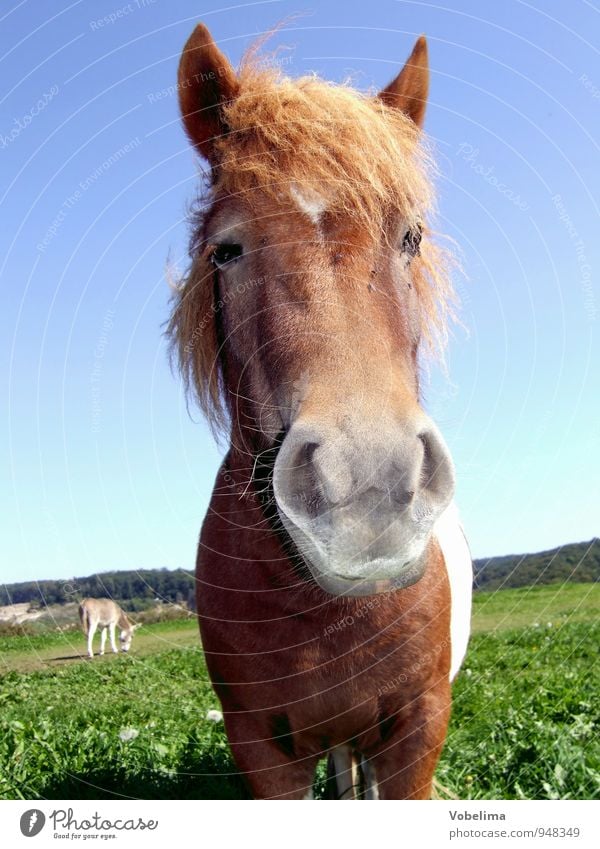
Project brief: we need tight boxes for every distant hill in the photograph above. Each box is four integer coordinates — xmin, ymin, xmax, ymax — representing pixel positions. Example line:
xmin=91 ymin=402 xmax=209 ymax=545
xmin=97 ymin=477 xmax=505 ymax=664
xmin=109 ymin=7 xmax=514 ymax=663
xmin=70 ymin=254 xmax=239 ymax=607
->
xmin=1 ymin=539 xmax=598 ymax=609
xmin=0 ymin=568 xmax=195 ymax=612
xmin=473 ymin=538 xmax=599 ymax=590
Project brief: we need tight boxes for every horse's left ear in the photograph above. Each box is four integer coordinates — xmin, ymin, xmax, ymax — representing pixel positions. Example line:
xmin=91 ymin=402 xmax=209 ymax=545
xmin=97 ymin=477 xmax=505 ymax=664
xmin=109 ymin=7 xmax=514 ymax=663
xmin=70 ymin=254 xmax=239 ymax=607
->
xmin=378 ymin=35 xmax=429 ymax=128
xmin=178 ymin=23 xmax=239 ymax=161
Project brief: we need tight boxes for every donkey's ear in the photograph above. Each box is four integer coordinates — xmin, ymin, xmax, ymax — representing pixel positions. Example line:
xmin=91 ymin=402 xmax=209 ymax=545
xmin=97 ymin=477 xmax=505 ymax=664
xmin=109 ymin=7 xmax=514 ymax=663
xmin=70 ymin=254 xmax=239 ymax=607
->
xmin=178 ymin=23 xmax=239 ymax=161
xmin=378 ymin=35 xmax=429 ymax=128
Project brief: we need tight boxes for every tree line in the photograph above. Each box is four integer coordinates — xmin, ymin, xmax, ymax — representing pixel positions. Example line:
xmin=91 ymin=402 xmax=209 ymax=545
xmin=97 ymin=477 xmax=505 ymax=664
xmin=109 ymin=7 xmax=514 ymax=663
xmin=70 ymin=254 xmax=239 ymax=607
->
xmin=0 ymin=568 xmax=196 ymax=611
xmin=473 ymin=538 xmax=599 ymax=590
xmin=1 ymin=538 xmax=598 ymax=608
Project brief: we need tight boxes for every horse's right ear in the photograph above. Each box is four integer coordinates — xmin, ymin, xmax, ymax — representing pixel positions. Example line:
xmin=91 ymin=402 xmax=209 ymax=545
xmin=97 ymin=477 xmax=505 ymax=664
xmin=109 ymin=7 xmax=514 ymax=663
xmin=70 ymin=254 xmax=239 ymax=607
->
xmin=178 ymin=23 xmax=239 ymax=162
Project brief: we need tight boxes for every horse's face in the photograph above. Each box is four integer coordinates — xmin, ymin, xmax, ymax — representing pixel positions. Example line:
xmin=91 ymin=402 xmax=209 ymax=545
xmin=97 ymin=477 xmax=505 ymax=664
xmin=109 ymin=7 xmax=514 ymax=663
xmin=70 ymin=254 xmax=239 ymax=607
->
xmin=204 ymin=193 xmax=454 ymax=595
xmin=175 ymin=25 xmax=455 ymax=596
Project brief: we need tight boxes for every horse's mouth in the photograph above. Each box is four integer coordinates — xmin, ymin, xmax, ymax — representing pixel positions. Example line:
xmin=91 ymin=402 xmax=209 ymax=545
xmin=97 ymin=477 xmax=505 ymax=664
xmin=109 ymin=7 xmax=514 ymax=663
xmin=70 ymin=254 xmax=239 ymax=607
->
xmin=275 ymin=502 xmax=431 ymax=597
xmin=301 ymin=553 xmax=428 ymax=597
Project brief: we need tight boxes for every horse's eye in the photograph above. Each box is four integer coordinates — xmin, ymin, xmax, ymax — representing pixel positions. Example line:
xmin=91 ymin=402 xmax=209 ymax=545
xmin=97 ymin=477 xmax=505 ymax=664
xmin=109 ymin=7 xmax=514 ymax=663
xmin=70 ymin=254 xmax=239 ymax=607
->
xmin=211 ymin=243 xmax=243 ymax=268
xmin=400 ymin=225 xmax=422 ymax=258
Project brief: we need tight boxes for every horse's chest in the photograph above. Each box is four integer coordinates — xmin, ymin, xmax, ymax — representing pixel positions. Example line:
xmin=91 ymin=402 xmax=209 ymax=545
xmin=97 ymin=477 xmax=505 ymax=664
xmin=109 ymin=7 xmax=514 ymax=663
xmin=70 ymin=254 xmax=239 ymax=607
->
xmin=203 ymin=606 xmax=442 ymax=718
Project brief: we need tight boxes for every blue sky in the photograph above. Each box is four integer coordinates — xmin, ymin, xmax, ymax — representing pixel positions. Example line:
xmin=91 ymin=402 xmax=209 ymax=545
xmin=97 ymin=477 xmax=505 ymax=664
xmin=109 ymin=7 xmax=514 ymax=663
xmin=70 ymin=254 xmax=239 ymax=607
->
xmin=1 ymin=0 xmax=598 ymax=584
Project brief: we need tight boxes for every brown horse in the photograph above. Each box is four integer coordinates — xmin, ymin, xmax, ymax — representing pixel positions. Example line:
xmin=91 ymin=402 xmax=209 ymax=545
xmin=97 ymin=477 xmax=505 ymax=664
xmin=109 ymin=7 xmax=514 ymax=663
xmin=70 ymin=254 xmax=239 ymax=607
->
xmin=169 ymin=22 xmax=472 ymax=799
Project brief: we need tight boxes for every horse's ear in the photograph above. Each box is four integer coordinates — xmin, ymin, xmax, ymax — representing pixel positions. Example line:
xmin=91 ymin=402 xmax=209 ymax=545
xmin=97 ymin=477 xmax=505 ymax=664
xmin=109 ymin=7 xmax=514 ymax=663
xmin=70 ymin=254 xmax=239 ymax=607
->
xmin=178 ymin=23 xmax=239 ymax=161
xmin=378 ymin=35 xmax=429 ymax=128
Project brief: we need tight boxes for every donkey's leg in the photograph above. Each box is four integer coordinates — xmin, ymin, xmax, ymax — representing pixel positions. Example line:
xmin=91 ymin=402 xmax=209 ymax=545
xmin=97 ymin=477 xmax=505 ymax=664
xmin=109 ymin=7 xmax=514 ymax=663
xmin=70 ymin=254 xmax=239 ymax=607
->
xmin=99 ymin=627 xmax=107 ymax=655
xmin=87 ymin=622 xmax=97 ymax=658
xmin=363 ymin=682 xmax=451 ymax=800
xmin=109 ymin=622 xmax=118 ymax=653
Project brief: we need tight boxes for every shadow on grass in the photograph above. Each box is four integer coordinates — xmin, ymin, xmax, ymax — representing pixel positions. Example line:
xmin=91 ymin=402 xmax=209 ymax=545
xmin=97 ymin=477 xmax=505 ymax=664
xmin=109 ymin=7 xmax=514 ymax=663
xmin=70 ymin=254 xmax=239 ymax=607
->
xmin=36 ymin=747 xmax=331 ymax=800
xmin=45 ymin=654 xmax=89 ymax=664
xmin=39 ymin=751 xmax=251 ymax=800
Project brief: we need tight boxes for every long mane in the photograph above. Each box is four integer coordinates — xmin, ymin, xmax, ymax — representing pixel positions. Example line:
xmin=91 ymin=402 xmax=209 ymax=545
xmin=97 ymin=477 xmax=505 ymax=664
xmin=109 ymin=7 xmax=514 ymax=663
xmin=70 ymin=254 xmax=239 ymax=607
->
xmin=167 ymin=57 xmax=456 ymax=433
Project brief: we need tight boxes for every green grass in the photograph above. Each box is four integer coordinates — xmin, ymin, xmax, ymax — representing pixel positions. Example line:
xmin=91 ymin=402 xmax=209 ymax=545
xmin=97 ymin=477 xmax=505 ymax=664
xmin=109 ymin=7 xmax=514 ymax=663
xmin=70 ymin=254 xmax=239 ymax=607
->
xmin=471 ymin=582 xmax=600 ymax=633
xmin=0 ymin=585 xmax=598 ymax=799
xmin=439 ymin=620 xmax=599 ymax=799
xmin=0 ymin=647 xmax=245 ymax=800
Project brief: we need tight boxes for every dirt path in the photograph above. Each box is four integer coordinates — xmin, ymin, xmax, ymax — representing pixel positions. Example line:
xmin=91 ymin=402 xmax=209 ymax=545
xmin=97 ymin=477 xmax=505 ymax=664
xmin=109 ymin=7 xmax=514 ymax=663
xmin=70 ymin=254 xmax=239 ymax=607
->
xmin=0 ymin=621 xmax=200 ymax=674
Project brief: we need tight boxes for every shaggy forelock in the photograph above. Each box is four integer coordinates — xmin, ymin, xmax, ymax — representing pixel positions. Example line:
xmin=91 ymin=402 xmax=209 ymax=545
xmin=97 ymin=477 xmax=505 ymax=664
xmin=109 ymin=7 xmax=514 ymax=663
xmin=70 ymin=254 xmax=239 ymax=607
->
xmin=168 ymin=59 xmax=457 ymax=433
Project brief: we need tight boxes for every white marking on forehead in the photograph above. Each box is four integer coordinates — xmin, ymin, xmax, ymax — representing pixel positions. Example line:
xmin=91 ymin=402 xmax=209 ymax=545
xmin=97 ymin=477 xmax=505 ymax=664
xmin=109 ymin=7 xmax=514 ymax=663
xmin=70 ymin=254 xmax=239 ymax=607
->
xmin=290 ymin=185 xmax=328 ymax=225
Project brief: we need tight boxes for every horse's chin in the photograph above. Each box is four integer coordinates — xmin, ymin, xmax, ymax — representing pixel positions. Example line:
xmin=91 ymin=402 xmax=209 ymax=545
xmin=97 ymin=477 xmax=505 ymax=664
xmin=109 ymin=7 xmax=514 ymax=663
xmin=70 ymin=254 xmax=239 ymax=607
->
xmin=277 ymin=509 xmax=430 ymax=597
xmin=306 ymin=556 xmax=428 ymax=597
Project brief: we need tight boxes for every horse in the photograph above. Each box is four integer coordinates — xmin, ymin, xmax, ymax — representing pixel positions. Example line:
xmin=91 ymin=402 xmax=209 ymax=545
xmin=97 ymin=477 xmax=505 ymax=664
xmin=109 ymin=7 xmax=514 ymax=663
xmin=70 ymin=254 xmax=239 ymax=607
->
xmin=168 ymin=22 xmax=472 ymax=799
xmin=78 ymin=598 xmax=140 ymax=658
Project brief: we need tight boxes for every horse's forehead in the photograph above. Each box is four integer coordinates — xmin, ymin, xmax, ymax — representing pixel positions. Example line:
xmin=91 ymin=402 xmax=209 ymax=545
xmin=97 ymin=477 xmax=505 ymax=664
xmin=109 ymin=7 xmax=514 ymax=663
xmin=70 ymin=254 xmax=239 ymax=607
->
xmin=289 ymin=185 xmax=328 ymax=226
xmin=208 ymin=184 xmax=329 ymax=229
xmin=207 ymin=188 xmax=380 ymax=246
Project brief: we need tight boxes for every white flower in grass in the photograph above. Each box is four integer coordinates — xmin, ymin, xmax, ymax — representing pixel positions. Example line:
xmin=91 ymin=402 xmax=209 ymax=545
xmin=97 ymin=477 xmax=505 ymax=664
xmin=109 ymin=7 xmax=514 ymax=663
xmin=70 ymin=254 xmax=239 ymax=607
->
xmin=206 ymin=709 xmax=223 ymax=723
xmin=119 ymin=727 xmax=139 ymax=742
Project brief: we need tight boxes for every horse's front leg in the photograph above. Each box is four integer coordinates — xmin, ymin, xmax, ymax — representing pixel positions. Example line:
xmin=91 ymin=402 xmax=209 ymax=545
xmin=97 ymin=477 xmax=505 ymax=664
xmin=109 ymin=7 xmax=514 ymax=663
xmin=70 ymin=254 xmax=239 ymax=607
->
xmin=362 ymin=680 xmax=451 ymax=800
xmin=225 ymin=716 xmax=319 ymax=799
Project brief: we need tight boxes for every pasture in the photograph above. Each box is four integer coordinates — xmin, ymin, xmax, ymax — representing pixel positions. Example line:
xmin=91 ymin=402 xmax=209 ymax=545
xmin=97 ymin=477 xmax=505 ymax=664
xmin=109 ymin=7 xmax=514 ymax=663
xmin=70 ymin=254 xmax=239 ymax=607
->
xmin=0 ymin=584 xmax=598 ymax=800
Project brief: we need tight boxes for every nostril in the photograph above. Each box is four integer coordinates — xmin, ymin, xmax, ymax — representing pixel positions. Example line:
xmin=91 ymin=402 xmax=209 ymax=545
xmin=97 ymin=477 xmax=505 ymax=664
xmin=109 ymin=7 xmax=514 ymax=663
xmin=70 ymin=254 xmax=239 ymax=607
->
xmin=417 ymin=429 xmax=455 ymax=505
xmin=300 ymin=441 xmax=318 ymax=469
xmin=282 ymin=440 xmax=325 ymax=520
xmin=388 ymin=478 xmax=415 ymax=508
xmin=418 ymin=432 xmax=432 ymax=480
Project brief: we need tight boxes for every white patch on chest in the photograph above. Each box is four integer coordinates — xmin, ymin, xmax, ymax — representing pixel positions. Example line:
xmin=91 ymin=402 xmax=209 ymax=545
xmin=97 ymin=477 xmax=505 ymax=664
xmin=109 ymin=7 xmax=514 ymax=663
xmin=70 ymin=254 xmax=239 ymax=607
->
xmin=434 ymin=502 xmax=473 ymax=681
xmin=290 ymin=185 xmax=328 ymax=225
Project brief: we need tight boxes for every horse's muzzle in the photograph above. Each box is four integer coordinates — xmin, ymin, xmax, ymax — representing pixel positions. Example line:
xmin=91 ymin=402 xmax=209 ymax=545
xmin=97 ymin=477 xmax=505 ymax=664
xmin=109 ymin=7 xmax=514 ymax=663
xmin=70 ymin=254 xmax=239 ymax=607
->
xmin=272 ymin=415 xmax=455 ymax=596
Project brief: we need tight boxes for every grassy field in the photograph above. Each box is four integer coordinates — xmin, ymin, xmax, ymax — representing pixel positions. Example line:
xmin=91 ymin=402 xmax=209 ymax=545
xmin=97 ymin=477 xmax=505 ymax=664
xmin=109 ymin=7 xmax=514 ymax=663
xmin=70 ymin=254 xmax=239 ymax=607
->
xmin=0 ymin=617 xmax=200 ymax=675
xmin=0 ymin=584 xmax=598 ymax=800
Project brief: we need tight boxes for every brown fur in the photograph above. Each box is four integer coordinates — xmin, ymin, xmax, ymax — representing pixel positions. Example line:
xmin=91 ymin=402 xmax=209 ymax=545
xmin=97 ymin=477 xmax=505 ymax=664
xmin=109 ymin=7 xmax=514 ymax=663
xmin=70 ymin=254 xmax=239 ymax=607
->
xmin=169 ymin=23 xmax=459 ymax=799
xmin=197 ymin=458 xmax=452 ymax=799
